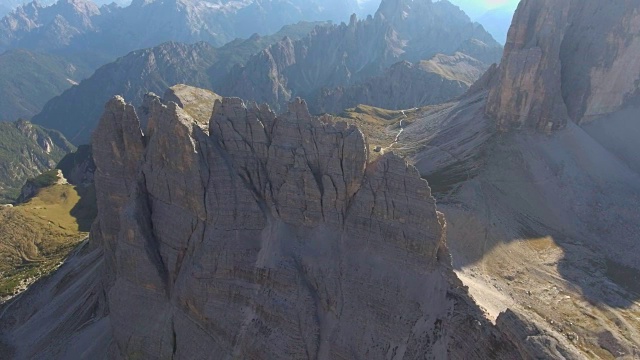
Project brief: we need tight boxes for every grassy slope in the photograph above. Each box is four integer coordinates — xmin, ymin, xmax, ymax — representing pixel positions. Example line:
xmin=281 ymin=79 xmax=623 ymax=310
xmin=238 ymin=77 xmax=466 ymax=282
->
xmin=338 ymin=104 xmax=423 ymax=158
xmin=0 ymin=184 xmax=96 ymax=300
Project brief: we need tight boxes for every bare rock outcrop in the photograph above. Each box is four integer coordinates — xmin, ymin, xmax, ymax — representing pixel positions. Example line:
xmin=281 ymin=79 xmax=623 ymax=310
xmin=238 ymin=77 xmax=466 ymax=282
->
xmin=486 ymin=0 xmax=640 ymax=131
xmin=90 ymin=93 xmax=519 ymax=358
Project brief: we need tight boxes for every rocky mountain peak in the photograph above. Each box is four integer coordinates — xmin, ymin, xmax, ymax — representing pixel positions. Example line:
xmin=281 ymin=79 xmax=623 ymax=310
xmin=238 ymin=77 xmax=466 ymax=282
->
xmin=63 ymin=86 xmax=521 ymax=358
xmin=486 ymin=0 xmax=640 ymax=131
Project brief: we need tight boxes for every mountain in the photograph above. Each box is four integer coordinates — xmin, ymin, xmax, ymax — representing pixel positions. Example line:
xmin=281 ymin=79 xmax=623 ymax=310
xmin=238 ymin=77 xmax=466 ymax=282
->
xmin=446 ymin=0 xmax=517 ymax=45
xmin=33 ymin=0 xmax=501 ymax=145
xmin=218 ymin=0 xmax=500 ymax=112
xmin=31 ymin=21 xmax=323 ymax=144
xmin=0 ymin=0 xmax=102 ymax=52
xmin=0 ymin=119 xmax=75 ymax=203
xmin=0 ymin=0 xmax=128 ymax=16
xmin=378 ymin=0 xmax=640 ymax=357
xmin=6 ymin=0 xmax=639 ymax=358
xmin=0 ymin=49 xmax=92 ymax=121
xmin=0 ymin=173 xmax=94 ymax=303
xmin=312 ymin=53 xmax=486 ymax=115
xmin=0 ymin=0 xmax=360 ymax=59
xmin=0 ymin=85 xmax=543 ymax=358
xmin=0 ymin=0 xmax=334 ymax=124
xmin=487 ymin=0 xmax=640 ymax=132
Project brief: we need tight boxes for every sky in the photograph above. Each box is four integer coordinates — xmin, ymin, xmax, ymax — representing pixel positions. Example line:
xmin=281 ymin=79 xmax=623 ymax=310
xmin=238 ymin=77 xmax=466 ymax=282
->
xmin=447 ymin=0 xmax=519 ymax=19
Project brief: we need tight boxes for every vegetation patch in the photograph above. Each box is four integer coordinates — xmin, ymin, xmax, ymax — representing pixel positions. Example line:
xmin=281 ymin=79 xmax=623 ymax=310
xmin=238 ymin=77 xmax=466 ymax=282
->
xmin=0 ymin=184 xmax=95 ymax=300
xmin=27 ymin=169 xmax=62 ymax=188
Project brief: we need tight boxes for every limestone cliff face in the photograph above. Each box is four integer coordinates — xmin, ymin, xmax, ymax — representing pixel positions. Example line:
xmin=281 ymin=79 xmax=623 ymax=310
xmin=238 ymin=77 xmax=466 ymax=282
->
xmin=486 ymin=0 xmax=640 ymax=131
xmin=87 ymin=92 xmax=519 ymax=359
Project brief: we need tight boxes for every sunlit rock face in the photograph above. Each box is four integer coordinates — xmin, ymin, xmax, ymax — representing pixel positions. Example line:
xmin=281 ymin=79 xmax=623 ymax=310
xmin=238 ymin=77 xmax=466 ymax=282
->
xmin=486 ymin=0 xmax=640 ymax=131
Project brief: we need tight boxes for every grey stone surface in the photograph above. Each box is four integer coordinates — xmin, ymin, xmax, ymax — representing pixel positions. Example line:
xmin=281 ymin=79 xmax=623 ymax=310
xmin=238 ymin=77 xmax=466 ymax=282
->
xmin=486 ymin=0 xmax=640 ymax=131
xmin=104 ymin=95 xmax=517 ymax=359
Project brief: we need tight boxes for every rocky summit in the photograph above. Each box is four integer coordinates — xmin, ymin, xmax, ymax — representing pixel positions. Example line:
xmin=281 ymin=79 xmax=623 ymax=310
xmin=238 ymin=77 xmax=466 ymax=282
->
xmin=0 ymin=88 xmax=551 ymax=358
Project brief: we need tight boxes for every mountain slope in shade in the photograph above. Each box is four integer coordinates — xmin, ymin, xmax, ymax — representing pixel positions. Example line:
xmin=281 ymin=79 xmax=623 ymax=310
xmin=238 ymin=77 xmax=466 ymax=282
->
xmin=31 ymin=21 xmax=322 ymax=144
xmin=0 ymin=49 xmax=92 ymax=121
xmin=0 ymin=120 xmax=75 ymax=203
xmin=312 ymin=52 xmax=486 ymax=114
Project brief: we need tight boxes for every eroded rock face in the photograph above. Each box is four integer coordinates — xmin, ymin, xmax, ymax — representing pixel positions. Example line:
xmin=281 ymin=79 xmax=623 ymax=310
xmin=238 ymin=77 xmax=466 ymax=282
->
xmin=486 ymin=0 xmax=640 ymax=131
xmin=93 ymin=94 xmax=518 ymax=359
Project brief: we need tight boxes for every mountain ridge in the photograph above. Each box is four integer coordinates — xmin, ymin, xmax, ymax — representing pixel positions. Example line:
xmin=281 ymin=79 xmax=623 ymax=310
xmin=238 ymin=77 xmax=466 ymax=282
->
xmin=32 ymin=0 xmax=502 ymax=144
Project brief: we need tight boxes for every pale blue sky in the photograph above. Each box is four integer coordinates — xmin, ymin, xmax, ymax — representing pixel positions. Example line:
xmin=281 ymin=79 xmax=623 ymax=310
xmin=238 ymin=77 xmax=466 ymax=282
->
xmin=445 ymin=0 xmax=519 ymax=21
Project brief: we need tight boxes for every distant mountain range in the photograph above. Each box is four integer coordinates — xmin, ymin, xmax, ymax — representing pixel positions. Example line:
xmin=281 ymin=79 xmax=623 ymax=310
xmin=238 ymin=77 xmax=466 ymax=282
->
xmin=0 ymin=0 xmax=127 ymax=16
xmin=32 ymin=0 xmax=501 ymax=144
xmin=0 ymin=0 xmax=366 ymax=121
xmin=0 ymin=49 xmax=93 ymax=122
xmin=446 ymin=0 xmax=518 ymax=44
xmin=474 ymin=5 xmax=515 ymax=44
xmin=0 ymin=0 xmax=361 ymax=59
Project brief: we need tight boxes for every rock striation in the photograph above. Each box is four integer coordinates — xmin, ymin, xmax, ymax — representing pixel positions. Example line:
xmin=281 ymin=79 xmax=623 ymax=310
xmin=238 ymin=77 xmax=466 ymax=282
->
xmin=97 ymin=94 xmax=519 ymax=358
xmin=486 ymin=0 xmax=640 ymax=131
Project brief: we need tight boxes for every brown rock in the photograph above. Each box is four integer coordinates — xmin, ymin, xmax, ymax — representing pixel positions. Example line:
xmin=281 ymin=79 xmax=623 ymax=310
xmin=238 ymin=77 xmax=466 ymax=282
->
xmin=486 ymin=0 xmax=640 ymax=131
